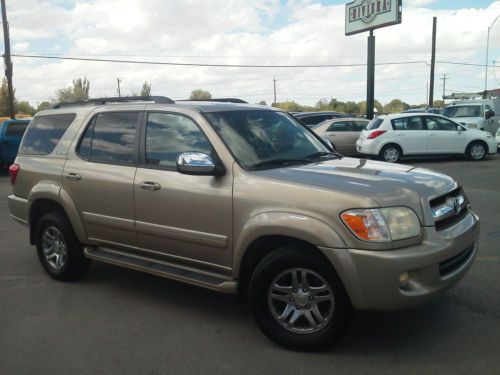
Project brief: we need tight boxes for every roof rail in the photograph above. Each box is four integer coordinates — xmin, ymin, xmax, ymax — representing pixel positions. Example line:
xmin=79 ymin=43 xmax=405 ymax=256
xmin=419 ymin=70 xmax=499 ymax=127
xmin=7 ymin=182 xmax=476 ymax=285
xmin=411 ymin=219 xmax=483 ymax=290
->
xmin=178 ymin=98 xmax=248 ymax=104
xmin=49 ymin=96 xmax=175 ymax=109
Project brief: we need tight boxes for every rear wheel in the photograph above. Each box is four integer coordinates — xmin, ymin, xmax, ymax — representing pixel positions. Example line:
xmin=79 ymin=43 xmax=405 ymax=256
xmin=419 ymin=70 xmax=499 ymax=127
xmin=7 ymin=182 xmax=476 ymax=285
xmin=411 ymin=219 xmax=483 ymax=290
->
xmin=380 ymin=144 xmax=402 ymax=163
xmin=466 ymin=141 xmax=486 ymax=161
xmin=249 ymin=246 xmax=352 ymax=351
xmin=35 ymin=212 xmax=91 ymax=281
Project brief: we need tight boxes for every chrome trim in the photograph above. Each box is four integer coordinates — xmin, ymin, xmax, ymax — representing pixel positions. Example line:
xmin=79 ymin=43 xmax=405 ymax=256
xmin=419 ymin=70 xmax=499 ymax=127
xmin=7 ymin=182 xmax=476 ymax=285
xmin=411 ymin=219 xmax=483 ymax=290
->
xmin=432 ymin=195 xmax=465 ymax=221
xmin=82 ymin=212 xmax=134 ymax=230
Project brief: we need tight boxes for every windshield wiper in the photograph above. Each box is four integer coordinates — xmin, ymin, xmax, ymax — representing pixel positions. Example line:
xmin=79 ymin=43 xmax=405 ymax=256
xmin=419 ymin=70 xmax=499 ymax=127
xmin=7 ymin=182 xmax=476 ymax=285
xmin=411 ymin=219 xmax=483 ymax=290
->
xmin=248 ymin=158 xmax=311 ymax=170
xmin=303 ymin=151 xmax=339 ymax=160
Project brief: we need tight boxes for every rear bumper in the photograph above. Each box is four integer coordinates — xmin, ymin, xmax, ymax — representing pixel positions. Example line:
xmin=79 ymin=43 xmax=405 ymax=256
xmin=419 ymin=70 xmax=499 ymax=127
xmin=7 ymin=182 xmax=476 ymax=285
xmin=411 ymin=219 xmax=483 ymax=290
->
xmin=319 ymin=210 xmax=479 ymax=311
xmin=356 ymin=139 xmax=379 ymax=155
xmin=8 ymin=194 xmax=29 ymax=226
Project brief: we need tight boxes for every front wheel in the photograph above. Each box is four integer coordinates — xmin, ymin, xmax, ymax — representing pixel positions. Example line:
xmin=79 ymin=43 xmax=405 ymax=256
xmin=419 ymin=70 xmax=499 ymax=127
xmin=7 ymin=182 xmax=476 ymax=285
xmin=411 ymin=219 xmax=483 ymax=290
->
xmin=466 ymin=141 xmax=486 ymax=161
xmin=249 ymin=246 xmax=352 ymax=351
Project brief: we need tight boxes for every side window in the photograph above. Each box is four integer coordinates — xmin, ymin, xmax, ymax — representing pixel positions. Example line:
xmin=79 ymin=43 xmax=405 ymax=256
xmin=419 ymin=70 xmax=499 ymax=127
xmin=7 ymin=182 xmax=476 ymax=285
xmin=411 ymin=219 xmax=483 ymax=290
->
xmin=300 ymin=116 xmax=319 ymax=125
xmin=6 ymin=122 xmax=28 ymax=136
xmin=327 ymin=121 xmax=351 ymax=132
xmin=145 ymin=112 xmax=212 ymax=168
xmin=355 ymin=121 xmax=368 ymax=131
xmin=78 ymin=112 xmax=139 ymax=164
xmin=391 ymin=117 xmax=425 ymax=131
xmin=425 ymin=117 xmax=439 ymax=130
xmin=19 ymin=113 xmax=76 ymax=155
xmin=436 ymin=117 xmax=458 ymax=131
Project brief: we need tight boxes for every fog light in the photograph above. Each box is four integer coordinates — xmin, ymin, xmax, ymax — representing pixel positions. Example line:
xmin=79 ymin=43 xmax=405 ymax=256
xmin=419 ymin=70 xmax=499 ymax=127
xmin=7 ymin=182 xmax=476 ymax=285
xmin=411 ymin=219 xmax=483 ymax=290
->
xmin=398 ymin=272 xmax=410 ymax=288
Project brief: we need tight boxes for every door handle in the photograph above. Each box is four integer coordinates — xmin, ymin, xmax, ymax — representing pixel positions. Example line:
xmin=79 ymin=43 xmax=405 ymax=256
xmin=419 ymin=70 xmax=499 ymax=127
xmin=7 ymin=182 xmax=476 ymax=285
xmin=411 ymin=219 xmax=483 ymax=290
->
xmin=139 ymin=181 xmax=161 ymax=191
xmin=65 ymin=172 xmax=81 ymax=180
xmin=397 ymin=133 xmax=405 ymax=136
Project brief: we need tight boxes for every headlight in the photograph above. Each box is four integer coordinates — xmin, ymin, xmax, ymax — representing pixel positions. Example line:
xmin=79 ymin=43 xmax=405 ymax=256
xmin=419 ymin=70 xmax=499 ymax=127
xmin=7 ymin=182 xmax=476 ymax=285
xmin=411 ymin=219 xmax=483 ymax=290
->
xmin=467 ymin=123 xmax=478 ymax=129
xmin=341 ymin=207 xmax=421 ymax=242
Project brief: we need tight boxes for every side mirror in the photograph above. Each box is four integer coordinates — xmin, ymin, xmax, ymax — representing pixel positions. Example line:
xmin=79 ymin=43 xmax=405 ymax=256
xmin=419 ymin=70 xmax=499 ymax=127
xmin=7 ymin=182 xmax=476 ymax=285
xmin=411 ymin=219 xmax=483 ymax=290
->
xmin=457 ymin=125 xmax=462 ymax=133
xmin=485 ymin=109 xmax=495 ymax=119
xmin=176 ymin=152 xmax=224 ymax=176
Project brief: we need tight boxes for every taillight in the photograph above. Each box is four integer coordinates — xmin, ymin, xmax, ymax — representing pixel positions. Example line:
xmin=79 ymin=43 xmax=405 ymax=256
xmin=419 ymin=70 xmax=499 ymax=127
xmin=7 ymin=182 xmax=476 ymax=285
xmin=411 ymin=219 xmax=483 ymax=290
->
xmin=9 ymin=164 xmax=20 ymax=185
xmin=367 ymin=130 xmax=387 ymax=139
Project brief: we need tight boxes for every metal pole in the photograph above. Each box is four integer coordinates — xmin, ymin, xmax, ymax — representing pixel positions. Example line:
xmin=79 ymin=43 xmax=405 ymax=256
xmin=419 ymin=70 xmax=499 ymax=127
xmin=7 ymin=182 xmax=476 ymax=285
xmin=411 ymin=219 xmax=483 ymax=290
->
xmin=485 ymin=15 xmax=499 ymax=97
xmin=366 ymin=30 xmax=375 ymax=120
xmin=1 ymin=0 xmax=15 ymax=119
xmin=273 ymin=78 xmax=277 ymax=104
xmin=429 ymin=17 xmax=437 ymax=108
xmin=117 ymin=78 xmax=121 ymax=97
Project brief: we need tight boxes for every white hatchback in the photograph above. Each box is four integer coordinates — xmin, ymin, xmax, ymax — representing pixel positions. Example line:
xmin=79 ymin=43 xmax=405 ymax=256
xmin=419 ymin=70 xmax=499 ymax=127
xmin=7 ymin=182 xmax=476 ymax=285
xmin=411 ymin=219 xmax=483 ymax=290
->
xmin=356 ymin=113 xmax=497 ymax=163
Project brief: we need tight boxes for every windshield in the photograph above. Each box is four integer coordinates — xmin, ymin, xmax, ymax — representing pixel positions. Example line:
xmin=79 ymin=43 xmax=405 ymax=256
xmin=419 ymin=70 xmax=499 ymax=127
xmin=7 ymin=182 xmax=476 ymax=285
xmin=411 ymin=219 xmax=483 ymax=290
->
xmin=206 ymin=110 xmax=334 ymax=170
xmin=442 ymin=105 xmax=483 ymax=118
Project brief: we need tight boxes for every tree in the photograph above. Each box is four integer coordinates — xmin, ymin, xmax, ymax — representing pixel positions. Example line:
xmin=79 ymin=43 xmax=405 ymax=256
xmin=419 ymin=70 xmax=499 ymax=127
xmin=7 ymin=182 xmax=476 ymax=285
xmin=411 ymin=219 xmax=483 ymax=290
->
xmin=141 ymin=81 xmax=151 ymax=97
xmin=384 ymin=99 xmax=409 ymax=113
xmin=189 ymin=89 xmax=211 ymax=100
xmin=55 ymin=77 xmax=90 ymax=102
xmin=433 ymin=100 xmax=445 ymax=108
xmin=36 ymin=101 xmax=52 ymax=112
xmin=0 ymin=78 xmax=15 ymax=116
xmin=16 ymin=101 xmax=35 ymax=115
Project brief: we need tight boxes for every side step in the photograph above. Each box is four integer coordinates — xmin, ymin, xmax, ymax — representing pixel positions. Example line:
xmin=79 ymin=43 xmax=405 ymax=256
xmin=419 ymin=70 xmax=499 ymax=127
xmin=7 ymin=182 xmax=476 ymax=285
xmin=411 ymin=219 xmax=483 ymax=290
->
xmin=84 ymin=247 xmax=237 ymax=293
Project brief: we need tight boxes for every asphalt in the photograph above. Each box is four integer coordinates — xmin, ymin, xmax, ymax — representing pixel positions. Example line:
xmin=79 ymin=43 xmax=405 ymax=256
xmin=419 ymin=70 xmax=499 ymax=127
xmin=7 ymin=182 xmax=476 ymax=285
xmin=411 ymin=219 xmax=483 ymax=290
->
xmin=0 ymin=154 xmax=499 ymax=375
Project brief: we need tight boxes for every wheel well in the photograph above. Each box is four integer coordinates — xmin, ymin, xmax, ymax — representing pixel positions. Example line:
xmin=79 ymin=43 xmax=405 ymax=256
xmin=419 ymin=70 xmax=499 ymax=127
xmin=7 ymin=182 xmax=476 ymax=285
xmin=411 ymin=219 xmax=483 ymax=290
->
xmin=380 ymin=143 xmax=403 ymax=155
xmin=467 ymin=139 xmax=487 ymax=150
xmin=237 ymin=235 xmax=331 ymax=299
xmin=29 ymin=199 xmax=68 ymax=245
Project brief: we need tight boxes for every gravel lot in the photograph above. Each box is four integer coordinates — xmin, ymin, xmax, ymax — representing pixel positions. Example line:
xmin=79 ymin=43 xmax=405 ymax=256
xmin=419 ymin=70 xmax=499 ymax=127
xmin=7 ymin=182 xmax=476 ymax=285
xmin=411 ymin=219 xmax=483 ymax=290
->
xmin=1 ymin=154 xmax=499 ymax=375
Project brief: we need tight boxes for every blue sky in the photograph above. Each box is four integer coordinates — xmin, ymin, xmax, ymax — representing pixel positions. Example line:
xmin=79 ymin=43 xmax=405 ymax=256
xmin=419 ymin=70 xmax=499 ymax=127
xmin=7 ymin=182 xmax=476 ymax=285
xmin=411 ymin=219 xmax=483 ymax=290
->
xmin=3 ymin=0 xmax=500 ymax=106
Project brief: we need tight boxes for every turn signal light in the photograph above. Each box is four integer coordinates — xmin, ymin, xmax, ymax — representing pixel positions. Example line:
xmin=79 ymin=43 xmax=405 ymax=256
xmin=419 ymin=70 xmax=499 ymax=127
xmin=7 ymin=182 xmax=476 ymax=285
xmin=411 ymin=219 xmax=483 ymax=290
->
xmin=9 ymin=164 xmax=20 ymax=185
xmin=367 ymin=130 xmax=387 ymax=139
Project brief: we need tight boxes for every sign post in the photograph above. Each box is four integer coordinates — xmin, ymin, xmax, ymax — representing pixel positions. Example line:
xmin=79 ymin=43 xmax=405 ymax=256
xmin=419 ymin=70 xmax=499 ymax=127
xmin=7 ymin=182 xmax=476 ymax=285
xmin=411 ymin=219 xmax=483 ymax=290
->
xmin=345 ymin=0 xmax=402 ymax=119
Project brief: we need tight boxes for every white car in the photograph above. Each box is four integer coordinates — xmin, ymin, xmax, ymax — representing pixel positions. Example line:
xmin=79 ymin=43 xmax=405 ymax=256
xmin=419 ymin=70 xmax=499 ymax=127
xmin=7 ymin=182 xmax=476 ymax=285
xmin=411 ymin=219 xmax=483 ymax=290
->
xmin=356 ymin=113 xmax=497 ymax=163
xmin=496 ymin=128 xmax=500 ymax=150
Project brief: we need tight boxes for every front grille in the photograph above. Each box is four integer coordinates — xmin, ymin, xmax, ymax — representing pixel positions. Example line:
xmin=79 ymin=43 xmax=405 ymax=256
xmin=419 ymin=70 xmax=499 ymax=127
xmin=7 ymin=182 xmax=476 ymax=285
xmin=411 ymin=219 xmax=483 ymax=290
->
xmin=430 ymin=187 xmax=468 ymax=231
xmin=439 ymin=244 xmax=475 ymax=277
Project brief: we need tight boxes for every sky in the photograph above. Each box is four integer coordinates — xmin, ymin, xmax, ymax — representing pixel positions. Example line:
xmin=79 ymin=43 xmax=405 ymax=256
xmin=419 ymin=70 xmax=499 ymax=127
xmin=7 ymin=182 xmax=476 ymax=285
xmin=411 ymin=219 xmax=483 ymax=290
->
xmin=2 ymin=0 xmax=500 ymax=108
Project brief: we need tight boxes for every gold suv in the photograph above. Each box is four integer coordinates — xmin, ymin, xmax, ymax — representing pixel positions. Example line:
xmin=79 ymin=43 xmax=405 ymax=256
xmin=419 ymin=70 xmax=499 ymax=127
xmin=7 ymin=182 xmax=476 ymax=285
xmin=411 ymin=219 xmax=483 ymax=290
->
xmin=8 ymin=96 xmax=479 ymax=350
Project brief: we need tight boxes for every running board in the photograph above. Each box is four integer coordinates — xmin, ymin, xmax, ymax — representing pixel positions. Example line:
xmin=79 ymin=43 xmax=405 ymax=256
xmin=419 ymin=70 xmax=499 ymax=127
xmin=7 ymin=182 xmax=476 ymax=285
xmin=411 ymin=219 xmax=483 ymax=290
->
xmin=84 ymin=247 xmax=237 ymax=293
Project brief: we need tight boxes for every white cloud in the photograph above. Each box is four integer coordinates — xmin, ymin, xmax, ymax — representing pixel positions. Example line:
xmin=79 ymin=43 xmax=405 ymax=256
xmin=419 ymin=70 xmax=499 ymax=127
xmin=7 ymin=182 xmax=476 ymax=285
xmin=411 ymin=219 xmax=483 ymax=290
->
xmin=4 ymin=0 xmax=500 ymax=107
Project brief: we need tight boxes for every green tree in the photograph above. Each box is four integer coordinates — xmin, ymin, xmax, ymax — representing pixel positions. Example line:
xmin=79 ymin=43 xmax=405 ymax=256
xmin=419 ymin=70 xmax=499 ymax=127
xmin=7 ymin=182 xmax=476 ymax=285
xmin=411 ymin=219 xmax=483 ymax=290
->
xmin=384 ymin=99 xmax=409 ymax=113
xmin=36 ymin=101 xmax=52 ymax=112
xmin=16 ymin=101 xmax=35 ymax=115
xmin=0 ymin=78 xmax=15 ymax=116
xmin=433 ymin=100 xmax=445 ymax=108
xmin=189 ymin=89 xmax=211 ymax=100
xmin=55 ymin=77 xmax=90 ymax=102
xmin=141 ymin=81 xmax=152 ymax=97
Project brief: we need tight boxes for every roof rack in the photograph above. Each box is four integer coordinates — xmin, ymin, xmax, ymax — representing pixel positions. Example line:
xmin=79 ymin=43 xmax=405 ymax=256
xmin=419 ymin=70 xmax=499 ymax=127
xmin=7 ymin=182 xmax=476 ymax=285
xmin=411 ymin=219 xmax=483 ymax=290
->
xmin=178 ymin=98 xmax=248 ymax=104
xmin=49 ymin=96 xmax=175 ymax=109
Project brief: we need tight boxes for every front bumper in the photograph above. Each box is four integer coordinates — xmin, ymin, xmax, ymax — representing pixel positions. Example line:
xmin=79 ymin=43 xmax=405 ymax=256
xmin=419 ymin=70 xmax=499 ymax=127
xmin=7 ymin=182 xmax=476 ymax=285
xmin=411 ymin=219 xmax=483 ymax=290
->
xmin=319 ymin=210 xmax=479 ymax=311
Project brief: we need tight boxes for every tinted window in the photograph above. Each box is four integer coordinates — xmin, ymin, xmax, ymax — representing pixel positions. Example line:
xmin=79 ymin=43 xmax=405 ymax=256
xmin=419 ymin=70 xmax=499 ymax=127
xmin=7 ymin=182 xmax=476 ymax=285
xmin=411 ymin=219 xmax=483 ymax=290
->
xmin=354 ymin=121 xmax=369 ymax=131
xmin=426 ymin=116 xmax=457 ymax=131
xmin=365 ymin=118 xmax=383 ymax=130
xmin=20 ymin=113 xmax=76 ymax=155
xmin=442 ymin=105 xmax=483 ymax=118
xmin=391 ymin=116 xmax=426 ymax=131
xmin=145 ymin=113 xmax=211 ymax=168
xmin=327 ymin=121 xmax=352 ymax=132
xmin=78 ymin=112 xmax=139 ymax=164
xmin=6 ymin=122 xmax=28 ymax=136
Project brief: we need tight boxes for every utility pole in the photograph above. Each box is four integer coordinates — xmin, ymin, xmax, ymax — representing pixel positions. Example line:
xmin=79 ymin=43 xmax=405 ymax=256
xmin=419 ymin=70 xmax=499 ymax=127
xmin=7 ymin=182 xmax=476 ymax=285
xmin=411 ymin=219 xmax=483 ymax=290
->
xmin=429 ymin=17 xmax=437 ymax=108
xmin=273 ymin=78 xmax=277 ymax=105
xmin=440 ymin=73 xmax=449 ymax=99
xmin=117 ymin=78 xmax=122 ymax=97
xmin=366 ymin=30 xmax=375 ymax=120
xmin=426 ymin=81 xmax=429 ymax=105
xmin=1 ymin=0 xmax=15 ymax=119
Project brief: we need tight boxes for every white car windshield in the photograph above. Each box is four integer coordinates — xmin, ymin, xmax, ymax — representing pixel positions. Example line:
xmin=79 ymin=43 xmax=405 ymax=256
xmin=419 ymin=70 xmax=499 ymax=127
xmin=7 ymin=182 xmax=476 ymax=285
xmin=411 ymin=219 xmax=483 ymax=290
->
xmin=442 ymin=105 xmax=484 ymax=118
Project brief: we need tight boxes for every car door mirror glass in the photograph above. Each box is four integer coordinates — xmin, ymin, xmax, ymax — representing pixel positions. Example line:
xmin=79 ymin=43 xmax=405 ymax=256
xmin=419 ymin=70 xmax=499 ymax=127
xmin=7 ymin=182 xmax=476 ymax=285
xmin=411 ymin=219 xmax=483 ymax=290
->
xmin=177 ymin=152 xmax=218 ymax=175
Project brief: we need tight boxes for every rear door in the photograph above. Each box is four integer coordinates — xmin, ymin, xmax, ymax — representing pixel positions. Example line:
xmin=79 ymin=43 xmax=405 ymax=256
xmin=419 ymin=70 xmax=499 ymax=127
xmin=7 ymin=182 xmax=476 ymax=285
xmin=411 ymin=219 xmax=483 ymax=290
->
xmin=390 ymin=116 xmax=428 ymax=154
xmin=0 ymin=120 xmax=28 ymax=164
xmin=324 ymin=121 xmax=358 ymax=154
xmin=63 ymin=111 xmax=141 ymax=247
xmin=425 ymin=116 xmax=465 ymax=153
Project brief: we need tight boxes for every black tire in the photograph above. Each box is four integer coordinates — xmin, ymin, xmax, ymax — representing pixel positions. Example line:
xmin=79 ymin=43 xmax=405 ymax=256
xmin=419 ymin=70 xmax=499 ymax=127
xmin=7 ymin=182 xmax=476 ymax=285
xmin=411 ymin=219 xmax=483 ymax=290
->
xmin=249 ymin=246 xmax=352 ymax=351
xmin=35 ymin=212 xmax=91 ymax=281
xmin=466 ymin=141 xmax=487 ymax=161
xmin=379 ymin=144 xmax=402 ymax=163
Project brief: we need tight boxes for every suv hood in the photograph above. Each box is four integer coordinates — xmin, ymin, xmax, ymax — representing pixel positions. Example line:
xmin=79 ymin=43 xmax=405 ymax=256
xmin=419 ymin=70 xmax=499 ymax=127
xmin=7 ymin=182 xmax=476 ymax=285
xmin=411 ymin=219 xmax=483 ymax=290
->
xmin=255 ymin=157 xmax=455 ymax=207
xmin=451 ymin=117 xmax=483 ymax=127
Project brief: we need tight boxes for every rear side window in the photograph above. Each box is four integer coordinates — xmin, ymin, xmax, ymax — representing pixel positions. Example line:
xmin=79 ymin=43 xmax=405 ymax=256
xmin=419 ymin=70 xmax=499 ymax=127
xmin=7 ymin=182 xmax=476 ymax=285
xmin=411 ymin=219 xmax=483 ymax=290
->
xmin=19 ymin=113 xmax=76 ymax=155
xmin=365 ymin=118 xmax=383 ymax=130
xmin=6 ymin=122 xmax=29 ymax=136
xmin=391 ymin=117 xmax=426 ymax=131
xmin=327 ymin=121 xmax=352 ymax=132
xmin=78 ymin=112 xmax=139 ymax=164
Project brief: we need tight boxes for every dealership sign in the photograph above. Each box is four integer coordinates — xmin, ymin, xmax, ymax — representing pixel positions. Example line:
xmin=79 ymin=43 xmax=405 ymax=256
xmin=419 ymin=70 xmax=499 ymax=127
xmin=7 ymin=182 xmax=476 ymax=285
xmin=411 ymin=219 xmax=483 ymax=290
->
xmin=345 ymin=0 xmax=402 ymax=35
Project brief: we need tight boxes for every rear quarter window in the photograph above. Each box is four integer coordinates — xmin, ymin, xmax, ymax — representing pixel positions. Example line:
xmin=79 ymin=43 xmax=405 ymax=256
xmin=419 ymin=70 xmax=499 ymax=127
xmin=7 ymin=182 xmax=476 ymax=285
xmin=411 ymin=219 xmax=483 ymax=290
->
xmin=365 ymin=118 xmax=383 ymax=130
xmin=19 ymin=113 xmax=76 ymax=155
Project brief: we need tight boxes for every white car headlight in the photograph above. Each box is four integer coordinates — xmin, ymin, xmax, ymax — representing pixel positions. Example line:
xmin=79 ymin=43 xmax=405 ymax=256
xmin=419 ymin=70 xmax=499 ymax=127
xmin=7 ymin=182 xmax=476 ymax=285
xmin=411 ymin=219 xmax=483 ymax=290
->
xmin=341 ymin=207 xmax=421 ymax=242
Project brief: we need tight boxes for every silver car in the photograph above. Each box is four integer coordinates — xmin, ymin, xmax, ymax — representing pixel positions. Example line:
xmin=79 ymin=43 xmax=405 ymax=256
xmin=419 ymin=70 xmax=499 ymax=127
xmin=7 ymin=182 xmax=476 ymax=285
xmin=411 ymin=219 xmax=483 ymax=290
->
xmin=313 ymin=118 xmax=369 ymax=155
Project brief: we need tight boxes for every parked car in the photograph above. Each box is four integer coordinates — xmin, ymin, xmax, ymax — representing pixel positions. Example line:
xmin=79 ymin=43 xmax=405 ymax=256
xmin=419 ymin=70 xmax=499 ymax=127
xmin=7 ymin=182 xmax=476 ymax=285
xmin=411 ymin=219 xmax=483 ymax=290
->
xmin=442 ymin=99 xmax=500 ymax=134
xmin=312 ymin=117 xmax=369 ymax=155
xmin=292 ymin=111 xmax=347 ymax=127
xmin=356 ymin=113 xmax=497 ymax=163
xmin=401 ymin=108 xmax=441 ymax=114
xmin=496 ymin=128 xmax=500 ymax=150
xmin=0 ymin=118 xmax=31 ymax=168
xmin=8 ymin=97 xmax=479 ymax=350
